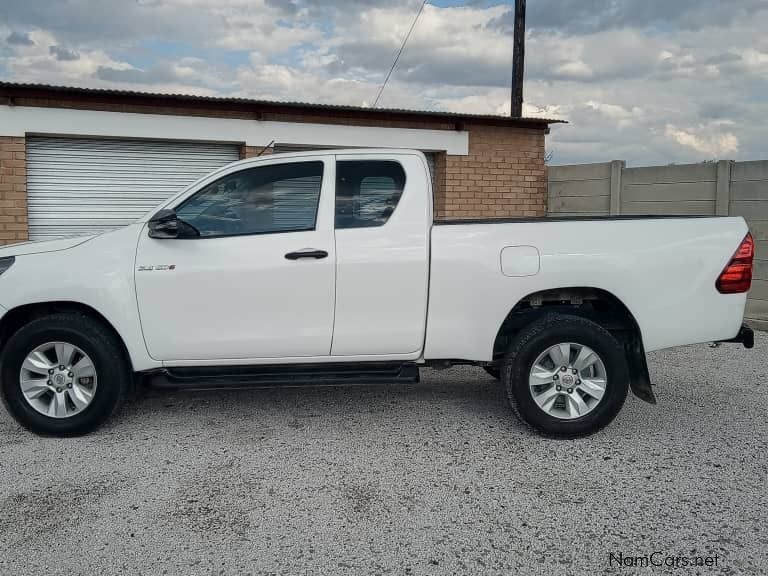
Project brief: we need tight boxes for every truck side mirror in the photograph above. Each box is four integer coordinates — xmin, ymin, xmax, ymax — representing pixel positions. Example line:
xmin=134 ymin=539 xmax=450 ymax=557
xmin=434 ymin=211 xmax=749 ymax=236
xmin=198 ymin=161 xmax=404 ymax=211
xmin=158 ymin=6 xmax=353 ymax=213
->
xmin=148 ymin=209 xmax=179 ymax=239
xmin=148 ymin=209 xmax=199 ymax=239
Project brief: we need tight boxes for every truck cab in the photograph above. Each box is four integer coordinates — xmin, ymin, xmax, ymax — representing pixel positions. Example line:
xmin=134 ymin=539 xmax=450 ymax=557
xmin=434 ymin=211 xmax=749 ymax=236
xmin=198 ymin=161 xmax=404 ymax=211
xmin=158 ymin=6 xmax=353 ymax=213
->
xmin=134 ymin=150 xmax=431 ymax=363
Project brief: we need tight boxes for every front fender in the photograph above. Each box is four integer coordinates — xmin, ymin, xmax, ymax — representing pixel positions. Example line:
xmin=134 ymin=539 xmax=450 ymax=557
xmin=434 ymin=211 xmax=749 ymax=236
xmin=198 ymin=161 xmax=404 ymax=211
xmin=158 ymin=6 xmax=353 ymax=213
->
xmin=0 ymin=225 xmax=160 ymax=372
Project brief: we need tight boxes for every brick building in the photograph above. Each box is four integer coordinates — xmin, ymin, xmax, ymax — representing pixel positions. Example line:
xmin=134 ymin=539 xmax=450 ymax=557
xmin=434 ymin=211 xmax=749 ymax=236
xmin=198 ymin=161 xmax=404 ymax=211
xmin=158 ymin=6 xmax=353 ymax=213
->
xmin=0 ymin=82 xmax=560 ymax=243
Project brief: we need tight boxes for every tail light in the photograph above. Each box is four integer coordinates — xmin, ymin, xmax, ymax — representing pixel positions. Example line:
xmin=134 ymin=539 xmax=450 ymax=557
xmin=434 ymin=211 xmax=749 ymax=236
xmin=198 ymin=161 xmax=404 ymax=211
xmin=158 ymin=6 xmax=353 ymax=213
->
xmin=716 ymin=233 xmax=754 ymax=294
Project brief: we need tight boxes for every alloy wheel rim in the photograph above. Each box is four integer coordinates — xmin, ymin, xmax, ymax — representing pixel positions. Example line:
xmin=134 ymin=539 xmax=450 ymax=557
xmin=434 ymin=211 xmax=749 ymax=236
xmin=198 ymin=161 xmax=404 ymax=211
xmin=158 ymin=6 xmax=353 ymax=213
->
xmin=19 ymin=341 xmax=98 ymax=419
xmin=528 ymin=342 xmax=607 ymax=420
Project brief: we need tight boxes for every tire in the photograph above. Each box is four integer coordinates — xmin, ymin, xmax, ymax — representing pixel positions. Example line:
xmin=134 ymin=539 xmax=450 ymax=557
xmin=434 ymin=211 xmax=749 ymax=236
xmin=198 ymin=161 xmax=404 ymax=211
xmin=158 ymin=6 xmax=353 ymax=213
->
xmin=483 ymin=366 xmax=500 ymax=380
xmin=501 ymin=313 xmax=629 ymax=438
xmin=0 ymin=312 xmax=130 ymax=436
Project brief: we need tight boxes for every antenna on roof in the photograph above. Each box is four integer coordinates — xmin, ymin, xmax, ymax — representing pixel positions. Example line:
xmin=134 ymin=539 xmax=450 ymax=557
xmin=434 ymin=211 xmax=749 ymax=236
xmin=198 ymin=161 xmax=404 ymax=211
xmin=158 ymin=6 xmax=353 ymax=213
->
xmin=373 ymin=0 xmax=428 ymax=109
xmin=256 ymin=140 xmax=275 ymax=157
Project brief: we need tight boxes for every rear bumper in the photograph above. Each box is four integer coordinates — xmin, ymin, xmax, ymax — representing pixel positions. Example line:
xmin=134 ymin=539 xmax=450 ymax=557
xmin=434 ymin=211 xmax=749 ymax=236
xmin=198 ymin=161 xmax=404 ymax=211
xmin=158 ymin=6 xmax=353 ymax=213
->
xmin=717 ymin=323 xmax=754 ymax=349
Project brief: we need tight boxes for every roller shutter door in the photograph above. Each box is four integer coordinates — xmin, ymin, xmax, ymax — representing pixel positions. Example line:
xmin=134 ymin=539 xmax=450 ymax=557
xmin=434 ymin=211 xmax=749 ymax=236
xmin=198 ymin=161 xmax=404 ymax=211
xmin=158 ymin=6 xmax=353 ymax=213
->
xmin=26 ymin=137 xmax=241 ymax=240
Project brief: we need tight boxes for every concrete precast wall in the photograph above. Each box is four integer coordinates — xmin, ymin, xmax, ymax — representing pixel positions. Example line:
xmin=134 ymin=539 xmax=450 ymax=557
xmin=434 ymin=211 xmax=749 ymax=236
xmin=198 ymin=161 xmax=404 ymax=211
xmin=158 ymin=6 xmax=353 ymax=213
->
xmin=548 ymin=159 xmax=768 ymax=329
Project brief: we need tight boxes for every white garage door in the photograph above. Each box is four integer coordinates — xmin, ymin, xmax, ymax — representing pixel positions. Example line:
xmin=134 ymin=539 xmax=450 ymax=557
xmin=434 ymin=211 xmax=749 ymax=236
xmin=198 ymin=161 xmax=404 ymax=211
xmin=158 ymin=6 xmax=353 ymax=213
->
xmin=27 ymin=137 xmax=241 ymax=240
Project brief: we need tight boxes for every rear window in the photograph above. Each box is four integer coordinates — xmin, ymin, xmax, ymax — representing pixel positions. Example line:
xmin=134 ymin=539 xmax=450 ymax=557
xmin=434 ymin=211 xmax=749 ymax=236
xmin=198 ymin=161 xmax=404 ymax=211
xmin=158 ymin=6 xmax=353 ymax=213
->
xmin=335 ymin=161 xmax=406 ymax=229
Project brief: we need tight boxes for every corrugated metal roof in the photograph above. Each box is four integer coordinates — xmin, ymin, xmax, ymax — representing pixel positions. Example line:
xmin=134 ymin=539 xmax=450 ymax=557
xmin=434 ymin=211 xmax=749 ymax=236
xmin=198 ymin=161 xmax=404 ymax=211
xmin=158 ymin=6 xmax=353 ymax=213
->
xmin=0 ymin=81 xmax=565 ymax=126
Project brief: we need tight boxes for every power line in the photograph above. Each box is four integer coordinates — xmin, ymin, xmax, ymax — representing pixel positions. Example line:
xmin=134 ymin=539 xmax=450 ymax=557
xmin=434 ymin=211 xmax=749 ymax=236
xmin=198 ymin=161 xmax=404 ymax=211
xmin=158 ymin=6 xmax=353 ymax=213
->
xmin=372 ymin=0 xmax=428 ymax=108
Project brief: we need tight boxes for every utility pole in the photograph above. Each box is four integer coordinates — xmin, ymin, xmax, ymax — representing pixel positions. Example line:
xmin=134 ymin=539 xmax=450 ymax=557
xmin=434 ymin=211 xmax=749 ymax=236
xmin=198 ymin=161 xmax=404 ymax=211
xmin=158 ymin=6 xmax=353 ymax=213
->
xmin=511 ymin=0 xmax=526 ymax=117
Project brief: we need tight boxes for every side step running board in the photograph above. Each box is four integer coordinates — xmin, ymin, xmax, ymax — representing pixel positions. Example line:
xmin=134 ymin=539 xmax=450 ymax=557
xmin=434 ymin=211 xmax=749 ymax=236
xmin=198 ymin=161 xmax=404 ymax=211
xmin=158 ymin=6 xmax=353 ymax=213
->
xmin=145 ymin=362 xmax=420 ymax=390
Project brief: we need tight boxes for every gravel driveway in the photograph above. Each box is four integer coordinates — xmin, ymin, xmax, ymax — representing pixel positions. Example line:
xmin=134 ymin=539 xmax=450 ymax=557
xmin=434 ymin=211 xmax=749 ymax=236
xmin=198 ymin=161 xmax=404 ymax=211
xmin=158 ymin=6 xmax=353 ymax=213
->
xmin=1 ymin=334 xmax=766 ymax=576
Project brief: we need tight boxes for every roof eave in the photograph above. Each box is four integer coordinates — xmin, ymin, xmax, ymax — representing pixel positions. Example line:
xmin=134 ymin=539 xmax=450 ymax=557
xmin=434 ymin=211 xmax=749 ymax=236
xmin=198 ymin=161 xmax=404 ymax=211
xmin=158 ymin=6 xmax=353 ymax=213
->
xmin=0 ymin=81 xmax=566 ymax=128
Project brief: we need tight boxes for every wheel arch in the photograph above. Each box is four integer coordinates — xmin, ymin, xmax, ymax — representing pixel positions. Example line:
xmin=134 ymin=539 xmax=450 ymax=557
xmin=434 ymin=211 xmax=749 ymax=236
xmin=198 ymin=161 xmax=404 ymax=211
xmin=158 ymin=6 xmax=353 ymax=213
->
xmin=0 ymin=301 xmax=134 ymax=372
xmin=491 ymin=287 xmax=655 ymax=404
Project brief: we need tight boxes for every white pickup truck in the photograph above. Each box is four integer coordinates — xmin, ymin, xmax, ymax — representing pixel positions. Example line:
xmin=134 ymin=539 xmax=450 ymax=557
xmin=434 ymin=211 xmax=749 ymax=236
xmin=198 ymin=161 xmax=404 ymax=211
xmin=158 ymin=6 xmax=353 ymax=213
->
xmin=0 ymin=149 xmax=755 ymax=437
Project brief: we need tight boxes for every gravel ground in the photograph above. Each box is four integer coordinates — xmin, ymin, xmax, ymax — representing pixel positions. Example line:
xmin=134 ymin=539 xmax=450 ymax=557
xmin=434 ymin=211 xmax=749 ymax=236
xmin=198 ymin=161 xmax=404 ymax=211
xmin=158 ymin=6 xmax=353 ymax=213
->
xmin=0 ymin=334 xmax=766 ymax=576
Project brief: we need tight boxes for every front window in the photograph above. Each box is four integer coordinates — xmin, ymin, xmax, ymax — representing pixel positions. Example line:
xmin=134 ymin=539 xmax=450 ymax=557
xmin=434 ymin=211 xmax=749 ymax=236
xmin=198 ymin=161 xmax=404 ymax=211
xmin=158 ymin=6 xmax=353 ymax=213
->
xmin=176 ymin=161 xmax=324 ymax=238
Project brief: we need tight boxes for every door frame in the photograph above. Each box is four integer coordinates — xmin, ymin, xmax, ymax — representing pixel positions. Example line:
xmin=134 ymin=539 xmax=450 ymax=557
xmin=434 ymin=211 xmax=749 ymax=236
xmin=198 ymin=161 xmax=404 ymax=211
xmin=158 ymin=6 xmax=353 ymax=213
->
xmin=136 ymin=151 xmax=431 ymax=367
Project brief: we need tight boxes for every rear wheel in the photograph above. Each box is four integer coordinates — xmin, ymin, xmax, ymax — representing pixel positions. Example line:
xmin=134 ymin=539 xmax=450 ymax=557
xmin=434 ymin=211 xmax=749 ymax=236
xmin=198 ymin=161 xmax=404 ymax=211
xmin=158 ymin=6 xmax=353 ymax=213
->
xmin=502 ymin=313 xmax=629 ymax=438
xmin=1 ymin=313 xmax=130 ymax=436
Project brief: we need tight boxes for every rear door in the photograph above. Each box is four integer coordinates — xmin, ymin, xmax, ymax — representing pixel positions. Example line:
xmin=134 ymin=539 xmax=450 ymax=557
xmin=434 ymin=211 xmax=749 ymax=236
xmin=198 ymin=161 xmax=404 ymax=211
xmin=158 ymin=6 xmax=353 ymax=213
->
xmin=331 ymin=153 xmax=431 ymax=357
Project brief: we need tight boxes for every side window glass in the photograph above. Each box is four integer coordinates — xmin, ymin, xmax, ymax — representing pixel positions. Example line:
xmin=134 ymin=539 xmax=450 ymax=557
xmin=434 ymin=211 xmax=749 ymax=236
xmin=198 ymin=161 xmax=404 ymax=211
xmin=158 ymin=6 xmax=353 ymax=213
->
xmin=336 ymin=161 xmax=406 ymax=229
xmin=176 ymin=161 xmax=324 ymax=238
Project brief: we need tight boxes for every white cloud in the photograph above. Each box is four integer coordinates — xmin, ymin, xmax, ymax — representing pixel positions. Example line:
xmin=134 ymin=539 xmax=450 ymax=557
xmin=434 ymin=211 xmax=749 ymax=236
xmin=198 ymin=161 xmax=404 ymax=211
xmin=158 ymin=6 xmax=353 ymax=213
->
xmin=1 ymin=29 xmax=132 ymax=84
xmin=585 ymin=101 xmax=643 ymax=126
xmin=737 ymin=48 xmax=768 ymax=75
xmin=665 ymin=124 xmax=739 ymax=157
xmin=234 ymin=61 xmax=424 ymax=109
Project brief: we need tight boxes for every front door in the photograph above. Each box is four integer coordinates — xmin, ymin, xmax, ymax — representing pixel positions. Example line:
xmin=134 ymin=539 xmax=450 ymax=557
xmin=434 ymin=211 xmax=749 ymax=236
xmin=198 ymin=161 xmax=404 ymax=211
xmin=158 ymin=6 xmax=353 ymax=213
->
xmin=135 ymin=157 xmax=336 ymax=362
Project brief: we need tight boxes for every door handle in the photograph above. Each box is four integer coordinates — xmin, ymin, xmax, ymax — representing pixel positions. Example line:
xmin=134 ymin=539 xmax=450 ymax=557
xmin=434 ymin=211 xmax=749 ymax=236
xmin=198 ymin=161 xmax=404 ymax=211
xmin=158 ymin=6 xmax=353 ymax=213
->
xmin=285 ymin=249 xmax=328 ymax=260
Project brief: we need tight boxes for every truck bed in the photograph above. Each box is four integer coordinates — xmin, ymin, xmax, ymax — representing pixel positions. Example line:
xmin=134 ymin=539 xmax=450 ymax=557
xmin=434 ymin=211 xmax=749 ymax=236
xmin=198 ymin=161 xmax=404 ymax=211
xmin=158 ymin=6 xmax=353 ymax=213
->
xmin=425 ymin=216 xmax=749 ymax=361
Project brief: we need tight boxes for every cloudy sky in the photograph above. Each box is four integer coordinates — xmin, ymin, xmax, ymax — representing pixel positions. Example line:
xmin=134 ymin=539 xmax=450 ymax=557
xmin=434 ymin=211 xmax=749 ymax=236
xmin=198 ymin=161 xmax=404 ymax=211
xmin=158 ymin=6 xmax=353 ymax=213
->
xmin=0 ymin=0 xmax=766 ymax=165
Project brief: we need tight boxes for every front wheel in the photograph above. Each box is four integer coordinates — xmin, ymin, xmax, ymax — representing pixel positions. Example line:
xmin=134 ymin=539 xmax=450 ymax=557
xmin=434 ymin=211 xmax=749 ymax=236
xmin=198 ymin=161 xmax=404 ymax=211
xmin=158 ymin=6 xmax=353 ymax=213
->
xmin=0 ymin=312 xmax=130 ymax=436
xmin=502 ymin=313 xmax=629 ymax=438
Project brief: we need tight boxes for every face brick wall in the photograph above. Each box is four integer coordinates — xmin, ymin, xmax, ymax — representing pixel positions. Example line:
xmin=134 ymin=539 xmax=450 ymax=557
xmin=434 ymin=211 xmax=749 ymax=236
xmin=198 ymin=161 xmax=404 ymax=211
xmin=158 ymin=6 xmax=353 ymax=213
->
xmin=241 ymin=144 xmax=273 ymax=159
xmin=438 ymin=125 xmax=546 ymax=219
xmin=0 ymin=136 xmax=28 ymax=244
